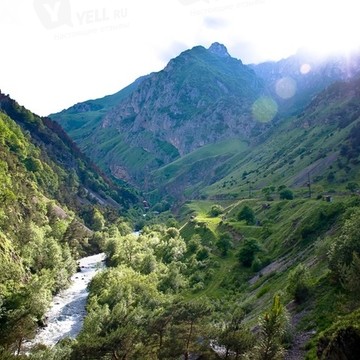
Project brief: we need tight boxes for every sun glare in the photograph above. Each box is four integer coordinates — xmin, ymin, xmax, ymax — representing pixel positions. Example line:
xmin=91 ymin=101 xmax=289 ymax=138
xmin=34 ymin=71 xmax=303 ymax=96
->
xmin=299 ymin=0 xmax=360 ymax=58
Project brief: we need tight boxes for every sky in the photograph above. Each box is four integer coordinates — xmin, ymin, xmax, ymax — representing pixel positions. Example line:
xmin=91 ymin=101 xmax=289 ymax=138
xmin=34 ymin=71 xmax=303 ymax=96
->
xmin=0 ymin=0 xmax=359 ymax=116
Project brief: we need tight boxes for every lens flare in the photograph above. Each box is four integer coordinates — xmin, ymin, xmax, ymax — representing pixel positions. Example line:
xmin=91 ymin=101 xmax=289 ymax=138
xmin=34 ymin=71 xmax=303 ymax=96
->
xmin=252 ymin=96 xmax=278 ymax=123
xmin=275 ymin=77 xmax=297 ymax=99
xmin=300 ymin=63 xmax=311 ymax=74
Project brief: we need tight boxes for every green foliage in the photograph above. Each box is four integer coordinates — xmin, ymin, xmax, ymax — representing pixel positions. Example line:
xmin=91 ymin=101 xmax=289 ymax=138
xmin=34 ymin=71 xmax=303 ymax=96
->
xmin=75 ymin=266 xmax=167 ymax=359
xmin=238 ymin=238 xmax=261 ymax=267
xmin=214 ymin=306 xmax=255 ymax=358
xmin=287 ymin=263 xmax=312 ymax=303
xmin=216 ymin=233 xmax=233 ymax=256
xmin=91 ymin=209 xmax=105 ymax=231
xmin=316 ymin=309 xmax=360 ymax=360
xmin=24 ymin=156 xmax=43 ymax=172
xmin=279 ymin=188 xmax=294 ymax=200
xmin=328 ymin=208 xmax=360 ymax=285
xmin=0 ymin=94 xmax=138 ymax=211
xmin=262 ymin=186 xmax=275 ymax=201
xmin=251 ymin=295 xmax=289 ymax=360
xmin=28 ymin=340 xmax=73 ymax=360
xmin=298 ymin=202 xmax=345 ymax=242
xmin=209 ymin=204 xmax=224 ymax=217
xmin=346 ymin=181 xmax=359 ymax=193
xmin=237 ymin=205 xmax=256 ymax=225
xmin=0 ymin=100 xmax=132 ymax=352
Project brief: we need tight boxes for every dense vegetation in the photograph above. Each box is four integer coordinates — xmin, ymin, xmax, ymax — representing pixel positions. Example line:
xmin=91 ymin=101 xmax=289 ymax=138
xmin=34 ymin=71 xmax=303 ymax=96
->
xmin=3 ymin=190 xmax=356 ymax=359
xmin=0 ymin=95 xmax=139 ymax=357
xmin=0 ymin=92 xmax=138 ymax=210
xmin=2 ymin=47 xmax=360 ymax=359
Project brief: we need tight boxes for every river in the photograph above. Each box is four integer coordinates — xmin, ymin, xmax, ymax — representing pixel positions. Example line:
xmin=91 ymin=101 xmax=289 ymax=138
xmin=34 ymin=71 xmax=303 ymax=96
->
xmin=28 ymin=252 xmax=105 ymax=348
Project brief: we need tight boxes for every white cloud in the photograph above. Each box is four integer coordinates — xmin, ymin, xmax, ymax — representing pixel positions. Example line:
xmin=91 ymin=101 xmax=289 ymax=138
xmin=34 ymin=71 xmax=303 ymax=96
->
xmin=0 ymin=0 xmax=359 ymax=115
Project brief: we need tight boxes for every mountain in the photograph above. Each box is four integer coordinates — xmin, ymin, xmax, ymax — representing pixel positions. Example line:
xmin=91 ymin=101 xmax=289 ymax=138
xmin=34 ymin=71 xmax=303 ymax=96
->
xmin=51 ymin=44 xmax=360 ymax=206
xmin=200 ymin=75 xmax=360 ymax=200
xmin=251 ymin=50 xmax=360 ymax=114
xmin=52 ymin=43 xmax=265 ymax=186
xmin=3 ymin=47 xmax=360 ymax=359
xmin=0 ymin=92 xmax=138 ymax=210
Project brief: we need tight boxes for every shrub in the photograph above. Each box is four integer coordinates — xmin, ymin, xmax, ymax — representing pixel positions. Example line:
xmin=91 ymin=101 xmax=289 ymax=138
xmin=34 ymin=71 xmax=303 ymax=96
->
xmin=216 ymin=233 xmax=233 ymax=256
xmin=279 ymin=189 xmax=294 ymax=200
xmin=209 ymin=204 xmax=224 ymax=217
xmin=252 ymin=257 xmax=263 ymax=272
xmin=237 ymin=205 xmax=256 ymax=225
xmin=287 ymin=263 xmax=312 ymax=303
xmin=316 ymin=309 xmax=360 ymax=359
xmin=328 ymin=208 xmax=360 ymax=286
xmin=238 ymin=238 xmax=261 ymax=267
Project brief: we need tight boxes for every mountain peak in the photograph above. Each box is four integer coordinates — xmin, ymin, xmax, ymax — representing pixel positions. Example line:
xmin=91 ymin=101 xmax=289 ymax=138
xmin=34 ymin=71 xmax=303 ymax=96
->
xmin=208 ymin=42 xmax=230 ymax=58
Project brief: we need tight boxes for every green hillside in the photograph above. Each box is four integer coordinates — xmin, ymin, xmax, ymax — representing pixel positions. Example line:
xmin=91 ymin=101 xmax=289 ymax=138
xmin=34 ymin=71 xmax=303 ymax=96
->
xmin=40 ymin=193 xmax=359 ymax=359
xmin=196 ymin=77 xmax=360 ymax=201
xmin=50 ymin=76 xmax=145 ymax=137
xmin=148 ymin=138 xmax=248 ymax=203
xmin=51 ymin=44 xmax=265 ymax=187
xmin=2 ymin=47 xmax=360 ymax=359
xmin=0 ymin=93 xmax=140 ymax=356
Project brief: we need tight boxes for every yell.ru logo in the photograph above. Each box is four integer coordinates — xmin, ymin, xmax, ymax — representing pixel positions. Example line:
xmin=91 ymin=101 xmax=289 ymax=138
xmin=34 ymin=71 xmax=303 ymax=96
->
xmin=33 ymin=0 xmax=72 ymax=29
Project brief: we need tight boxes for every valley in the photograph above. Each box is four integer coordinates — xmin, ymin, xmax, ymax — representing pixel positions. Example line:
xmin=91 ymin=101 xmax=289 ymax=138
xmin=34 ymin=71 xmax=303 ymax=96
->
xmin=1 ymin=42 xmax=360 ymax=360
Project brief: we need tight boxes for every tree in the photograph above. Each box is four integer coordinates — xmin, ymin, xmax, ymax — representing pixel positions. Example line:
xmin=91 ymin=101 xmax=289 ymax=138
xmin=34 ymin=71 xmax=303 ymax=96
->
xmin=342 ymin=252 xmax=360 ymax=296
xmin=24 ymin=156 xmax=43 ymax=172
xmin=287 ymin=263 xmax=312 ymax=303
xmin=327 ymin=172 xmax=336 ymax=183
xmin=216 ymin=233 xmax=233 ymax=257
xmin=91 ymin=209 xmax=105 ymax=231
xmin=159 ymin=264 xmax=187 ymax=293
xmin=237 ymin=205 xmax=256 ymax=225
xmin=328 ymin=208 xmax=360 ymax=285
xmin=216 ymin=307 xmax=254 ymax=359
xmin=77 ymin=266 xmax=166 ymax=359
xmin=209 ymin=204 xmax=224 ymax=217
xmin=187 ymin=234 xmax=201 ymax=254
xmin=279 ymin=189 xmax=293 ymax=200
xmin=251 ymin=295 xmax=289 ymax=360
xmin=164 ymin=300 xmax=213 ymax=360
xmin=238 ymin=238 xmax=261 ymax=267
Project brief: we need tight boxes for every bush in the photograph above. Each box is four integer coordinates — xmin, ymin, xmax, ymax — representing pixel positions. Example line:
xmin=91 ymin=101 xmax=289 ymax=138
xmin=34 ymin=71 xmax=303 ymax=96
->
xmin=251 ymin=257 xmax=263 ymax=272
xmin=216 ymin=233 xmax=233 ymax=257
xmin=287 ymin=263 xmax=312 ymax=303
xmin=279 ymin=189 xmax=294 ymax=200
xmin=237 ymin=205 xmax=256 ymax=225
xmin=328 ymin=208 xmax=360 ymax=286
xmin=209 ymin=204 xmax=224 ymax=217
xmin=238 ymin=238 xmax=261 ymax=267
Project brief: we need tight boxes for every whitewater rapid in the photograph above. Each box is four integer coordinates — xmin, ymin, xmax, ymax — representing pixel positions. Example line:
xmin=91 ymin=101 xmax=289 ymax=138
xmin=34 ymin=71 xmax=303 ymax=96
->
xmin=29 ymin=253 xmax=105 ymax=347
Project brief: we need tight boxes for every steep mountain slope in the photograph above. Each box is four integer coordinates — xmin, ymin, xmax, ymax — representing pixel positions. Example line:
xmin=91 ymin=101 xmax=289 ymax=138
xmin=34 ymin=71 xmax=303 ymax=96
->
xmin=148 ymin=75 xmax=360 ymax=205
xmin=51 ymin=45 xmax=360 ymax=205
xmin=0 ymin=92 xmax=139 ymax=354
xmin=52 ymin=43 xmax=265 ymax=185
xmin=251 ymin=50 xmax=360 ymax=114
xmin=53 ymin=75 xmax=147 ymax=139
xmin=0 ymin=92 xmax=138 ymax=210
xmin=200 ymin=76 xmax=360 ymax=200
